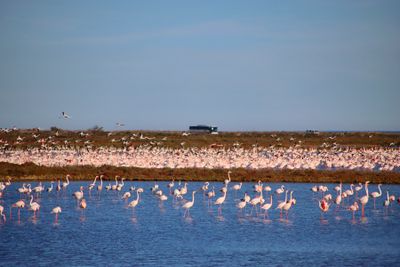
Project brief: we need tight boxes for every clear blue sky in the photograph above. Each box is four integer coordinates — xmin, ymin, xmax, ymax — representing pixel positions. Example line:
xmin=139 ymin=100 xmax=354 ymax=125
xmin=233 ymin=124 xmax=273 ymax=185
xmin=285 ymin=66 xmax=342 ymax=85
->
xmin=0 ymin=1 xmax=399 ymax=131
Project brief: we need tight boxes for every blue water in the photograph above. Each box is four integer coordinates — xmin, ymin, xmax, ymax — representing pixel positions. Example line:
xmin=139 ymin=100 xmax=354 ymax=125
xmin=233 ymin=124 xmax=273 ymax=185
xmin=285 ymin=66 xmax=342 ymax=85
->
xmin=1 ymin=182 xmax=400 ymax=266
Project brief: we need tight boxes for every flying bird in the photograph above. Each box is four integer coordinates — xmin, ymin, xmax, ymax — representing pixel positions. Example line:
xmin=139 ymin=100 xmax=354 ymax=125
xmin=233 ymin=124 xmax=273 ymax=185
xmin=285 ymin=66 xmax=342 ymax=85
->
xmin=60 ymin=112 xmax=71 ymax=119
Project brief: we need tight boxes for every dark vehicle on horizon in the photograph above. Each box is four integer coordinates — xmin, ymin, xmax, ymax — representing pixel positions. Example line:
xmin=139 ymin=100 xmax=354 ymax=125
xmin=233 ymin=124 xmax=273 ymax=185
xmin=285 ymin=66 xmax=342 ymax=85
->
xmin=189 ymin=125 xmax=218 ymax=134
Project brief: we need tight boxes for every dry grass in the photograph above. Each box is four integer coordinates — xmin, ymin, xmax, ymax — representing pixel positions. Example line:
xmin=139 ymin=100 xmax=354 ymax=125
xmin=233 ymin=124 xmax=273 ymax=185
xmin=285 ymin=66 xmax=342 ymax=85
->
xmin=1 ymin=162 xmax=399 ymax=184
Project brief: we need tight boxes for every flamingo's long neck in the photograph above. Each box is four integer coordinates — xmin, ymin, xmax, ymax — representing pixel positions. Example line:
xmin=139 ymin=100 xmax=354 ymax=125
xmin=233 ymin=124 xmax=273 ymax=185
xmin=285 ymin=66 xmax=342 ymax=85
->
xmin=365 ymin=183 xmax=369 ymax=196
xmin=378 ymin=185 xmax=382 ymax=196
xmin=100 ymin=177 xmax=103 ymax=186
xmin=115 ymin=178 xmax=118 ymax=185
xmin=66 ymin=176 xmax=69 ymax=184
xmin=289 ymin=191 xmax=293 ymax=203
xmin=30 ymin=196 xmax=33 ymax=205
xmin=136 ymin=191 xmax=140 ymax=201
xmin=269 ymin=195 xmax=273 ymax=204
xmin=192 ymin=192 xmax=195 ymax=204
xmin=284 ymin=191 xmax=288 ymax=202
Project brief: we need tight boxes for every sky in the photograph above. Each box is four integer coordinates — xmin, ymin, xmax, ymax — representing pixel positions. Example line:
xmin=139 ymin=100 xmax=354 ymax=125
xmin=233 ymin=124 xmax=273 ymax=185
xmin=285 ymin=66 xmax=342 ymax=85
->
xmin=0 ymin=1 xmax=399 ymax=131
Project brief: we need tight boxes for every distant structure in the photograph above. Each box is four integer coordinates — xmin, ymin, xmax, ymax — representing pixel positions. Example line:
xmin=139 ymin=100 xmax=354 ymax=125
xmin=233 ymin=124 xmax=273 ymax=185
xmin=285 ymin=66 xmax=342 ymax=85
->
xmin=189 ymin=125 xmax=218 ymax=134
xmin=306 ymin=130 xmax=320 ymax=135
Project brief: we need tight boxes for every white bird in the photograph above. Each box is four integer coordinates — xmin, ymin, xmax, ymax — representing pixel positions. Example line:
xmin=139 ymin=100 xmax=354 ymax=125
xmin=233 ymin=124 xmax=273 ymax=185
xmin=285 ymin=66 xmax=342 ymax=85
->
xmin=128 ymin=191 xmax=141 ymax=208
xmin=276 ymin=190 xmax=289 ymax=217
xmin=370 ymin=184 xmax=382 ymax=209
xmin=29 ymin=195 xmax=40 ymax=216
xmin=60 ymin=112 xmax=71 ymax=119
xmin=225 ymin=171 xmax=232 ymax=185
xmin=51 ymin=206 xmax=62 ymax=223
xmin=214 ymin=191 xmax=227 ymax=214
xmin=0 ymin=205 xmax=6 ymax=222
xmin=232 ymin=182 xmax=242 ymax=192
xmin=47 ymin=181 xmax=54 ymax=192
xmin=276 ymin=185 xmax=285 ymax=195
xmin=182 ymin=191 xmax=196 ymax=217
xmin=359 ymin=181 xmax=370 ymax=217
xmin=73 ymin=186 xmax=84 ymax=200
xmin=122 ymin=192 xmax=131 ymax=200
xmin=62 ymin=175 xmax=70 ymax=189
xmin=261 ymin=195 xmax=273 ymax=219
xmin=97 ymin=175 xmax=103 ymax=191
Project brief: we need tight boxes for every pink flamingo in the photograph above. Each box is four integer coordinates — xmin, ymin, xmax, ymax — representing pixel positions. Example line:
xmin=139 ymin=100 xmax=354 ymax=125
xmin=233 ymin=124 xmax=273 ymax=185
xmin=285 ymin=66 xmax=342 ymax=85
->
xmin=10 ymin=200 xmax=25 ymax=221
xmin=51 ymin=206 xmax=62 ymax=223
xmin=0 ymin=205 xmax=6 ymax=222
xmin=359 ymin=181 xmax=370 ymax=217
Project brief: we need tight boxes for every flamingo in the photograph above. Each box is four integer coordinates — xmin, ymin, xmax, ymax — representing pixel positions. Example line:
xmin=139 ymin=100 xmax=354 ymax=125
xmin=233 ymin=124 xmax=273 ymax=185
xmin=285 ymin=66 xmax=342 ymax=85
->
xmin=232 ymin=182 xmax=242 ymax=197
xmin=214 ymin=191 xmax=227 ymax=215
xmin=97 ymin=175 xmax=103 ymax=191
xmin=128 ymin=191 xmax=141 ymax=208
xmin=29 ymin=195 xmax=40 ymax=217
xmin=311 ymin=185 xmax=318 ymax=195
xmin=111 ymin=176 xmax=119 ymax=190
xmin=276 ymin=190 xmax=288 ymax=218
xmin=224 ymin=171 xmax=232 ymax=185
xmin=319 ymin=199 xmax=330 ymax=215
xmin=370 ymin=184 xmax=382 ymax=209
xmin=383 ymin=190 xmax=390 ymax=213
xmin=51 ymin=206 xmax=62 ymax=223
xmin=182 ymin=191 xmax=196 ymax=217
xmin=11 ymin=200 xmax=25 ymax=221
xmin=122 ymin=192 xmax=131 ymax=200
xmin=282 ymin=191 xmax=294 ymax=219
xmin=254 ymin=180 xmax=263 ymax=193
xmin=17 ymin=183 xmax=27 ymax=194
xmin=106 ymin=183 xmax=112 ymax=191
xmin=62 ymin=175 xmax=70 ymax=189
xmin=180 ymin=182 xmax=188 ymax=196
xmin=47 ymin=181 xmax=54 ymax=192
xmin=116 ymin=178 xmax=125 ymax=191
xmin=73 ymin=186 xmax=84 ymax=201
xmin=275 ymin=185 xmax=285 ymax=199
xmin=88 ymin=176 xmax=98 ymax=191
xmin=359 ymin=181 xmax=370 ymax=217
xmin=167 ymin=179 xmax=174 ymax=194
xmin=348 ymin=202 xmax=359 ymax=220
xmin=0 ymin=205 xmax=6 ymax=222
xmin=354 ymin=183 xmax=363 ymax=198
xmin=261 ymin=195 xmax=273 ymax=219
xmin=250 ymin=189 xmax=264 ymax=215
xmin=159 ymin=194 xmax=168 ymax=201
xmin=264 ymin=185 xmax=272 ymax=193
xmin=344 ymin=184 xmax=354 ymax=199
xmin=56 ymin=180 xmax=61 ymax=191
xmin=236 ymin=198 xmax=247 ymax=214
xmin=33 ymin=182 xmax=44 ymax=194
xmin=202 ymin=182 xmax=210 ymax=192
xmin=334 ymin=182 xmax=342 ymax=209
xmin=207 ymin=187 xmax=216 ymax=206
xmin=80 ymin=199 xmax=87 ymax=209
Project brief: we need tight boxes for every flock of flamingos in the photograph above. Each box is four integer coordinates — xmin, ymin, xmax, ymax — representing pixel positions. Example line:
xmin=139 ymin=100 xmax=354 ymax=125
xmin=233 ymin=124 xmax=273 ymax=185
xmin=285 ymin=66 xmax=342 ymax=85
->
xmin=0 ymin=171 xmax=399 ymax=224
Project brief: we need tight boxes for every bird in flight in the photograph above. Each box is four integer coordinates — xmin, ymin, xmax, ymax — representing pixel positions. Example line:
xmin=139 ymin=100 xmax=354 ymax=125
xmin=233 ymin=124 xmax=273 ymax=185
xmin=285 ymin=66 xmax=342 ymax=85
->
xmin=116 ymin=122 xmax=125 ymax=127
xmin=60 ymin=112 xmax=71 ymax=119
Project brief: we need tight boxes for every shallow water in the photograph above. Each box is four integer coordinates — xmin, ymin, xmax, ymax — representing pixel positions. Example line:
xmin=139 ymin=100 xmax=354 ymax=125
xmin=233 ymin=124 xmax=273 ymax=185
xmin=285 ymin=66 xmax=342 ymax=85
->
xmin=1 ymin=182 xmax=400 ymax=266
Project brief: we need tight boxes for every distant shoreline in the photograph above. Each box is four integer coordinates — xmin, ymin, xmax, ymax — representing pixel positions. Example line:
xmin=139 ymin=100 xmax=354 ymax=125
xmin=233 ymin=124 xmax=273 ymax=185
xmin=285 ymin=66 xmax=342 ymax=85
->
xmin=1 ymin=162 xmax=399 ymax=184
